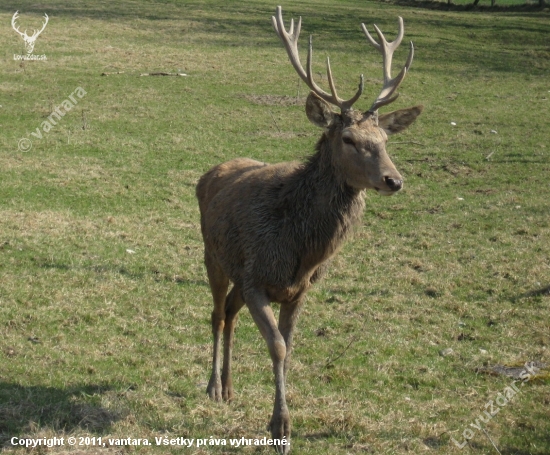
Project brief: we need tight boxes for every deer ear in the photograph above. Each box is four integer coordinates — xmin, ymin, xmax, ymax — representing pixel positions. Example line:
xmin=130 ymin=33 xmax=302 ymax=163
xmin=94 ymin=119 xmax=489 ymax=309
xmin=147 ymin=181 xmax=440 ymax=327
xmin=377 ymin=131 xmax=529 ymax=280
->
xmin=306 ymin=92 xmax=337 ymax=128
xmin=378 ymin=105 xmax=423 ymax=135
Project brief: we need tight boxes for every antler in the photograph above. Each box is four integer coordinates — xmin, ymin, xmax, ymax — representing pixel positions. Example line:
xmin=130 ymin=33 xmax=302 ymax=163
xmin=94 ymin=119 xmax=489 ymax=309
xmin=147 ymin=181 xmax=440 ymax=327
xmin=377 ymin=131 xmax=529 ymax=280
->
xmin=33 ymin=13 xmax=49 ymax=39
xmin=272 ymin=6 xmax=364 ymax=113
xmin=11 ymin=11 xmax=49 ymax=40
xmin=361 ymin=17 xmax=414 ymax=113
xmin=11 ymin=12 xmax=26 ymax=38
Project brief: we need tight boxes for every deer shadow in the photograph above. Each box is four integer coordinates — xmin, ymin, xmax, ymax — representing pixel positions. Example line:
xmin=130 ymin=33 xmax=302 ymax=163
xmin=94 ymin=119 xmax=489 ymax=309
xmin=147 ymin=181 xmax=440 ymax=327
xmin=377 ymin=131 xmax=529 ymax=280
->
xmin=511 ymin=284 xmax=550 ymax=301
xmin=0 ymin=381 xmax=122 ymax=447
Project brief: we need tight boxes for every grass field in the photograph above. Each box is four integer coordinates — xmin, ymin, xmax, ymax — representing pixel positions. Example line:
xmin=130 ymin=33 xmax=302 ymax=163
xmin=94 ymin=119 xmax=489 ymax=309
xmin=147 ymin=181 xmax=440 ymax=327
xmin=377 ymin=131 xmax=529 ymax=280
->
xmin=1 ymin=0 xmax=549 ymax=453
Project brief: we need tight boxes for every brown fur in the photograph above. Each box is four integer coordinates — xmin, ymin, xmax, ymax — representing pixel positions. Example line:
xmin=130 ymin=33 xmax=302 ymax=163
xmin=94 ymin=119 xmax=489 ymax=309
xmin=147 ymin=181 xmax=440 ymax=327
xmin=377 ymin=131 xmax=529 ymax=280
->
xmin=196 ymin=92 xmax=422 ymax=453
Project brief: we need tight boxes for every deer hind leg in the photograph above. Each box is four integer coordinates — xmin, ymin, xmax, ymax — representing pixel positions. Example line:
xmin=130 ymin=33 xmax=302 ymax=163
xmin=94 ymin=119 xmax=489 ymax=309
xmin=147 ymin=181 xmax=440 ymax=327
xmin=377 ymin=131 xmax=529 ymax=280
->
xmin=205 ymin=251 xmax=229 ymax=401
xmin=221 ymin=285 xmax=245 ymax=401
xmin=244 ymin=288 xmax=291 ymax=455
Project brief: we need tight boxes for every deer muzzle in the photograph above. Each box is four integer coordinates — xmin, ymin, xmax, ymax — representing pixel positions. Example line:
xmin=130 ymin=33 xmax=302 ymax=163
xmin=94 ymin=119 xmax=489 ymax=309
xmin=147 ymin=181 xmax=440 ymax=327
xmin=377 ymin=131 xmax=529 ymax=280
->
xmin=376 ymin=173 xmax=403 ymax=196
xmin=384 ymin=176 xmax=403 ymax=192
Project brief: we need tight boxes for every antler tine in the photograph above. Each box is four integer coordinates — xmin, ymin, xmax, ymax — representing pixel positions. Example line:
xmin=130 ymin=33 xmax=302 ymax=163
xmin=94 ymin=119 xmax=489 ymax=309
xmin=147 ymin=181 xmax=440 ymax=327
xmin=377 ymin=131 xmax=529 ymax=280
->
xmin=361 ymin=17 xmax=414 ymax=113
xmin=34 ymin=13 xmax=49 ymax=37
xmin=272 ymin=6 xmax=364 ymax=112
xmin=41 ymin=14 xmax=49 ymax=29
xmin=305 ymin=35 xmax=339 ymax=105
xmin=272 ymin=8 xmax=307 ymax=84
xmin=325 ymin=57 xmax=341 ymax=105
xmin=11 ymin=11 xmax=25 ymax=37
xmin=325 ymin=55 xmax=364 ymax=112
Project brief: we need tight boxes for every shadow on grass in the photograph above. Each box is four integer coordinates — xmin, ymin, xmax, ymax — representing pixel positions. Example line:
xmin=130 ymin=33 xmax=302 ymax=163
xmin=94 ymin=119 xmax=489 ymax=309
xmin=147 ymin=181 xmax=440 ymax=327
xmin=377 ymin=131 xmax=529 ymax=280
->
xmin=512 ymin=284 xmax=550 ymax=301
xmin=1 ymin=0 xmax=549 ymax=78
xmin=29 ymin=256 xmax=208 ymax=287
xmin=425 ymin=432 xmax=550 ymax=454
xmin=393 ymin=0 xmax=549 ymax=12
xmin=0 ymin=382 xmax=122 ymax=447
xmin=499 ymin=423 xmax=550 ymax=455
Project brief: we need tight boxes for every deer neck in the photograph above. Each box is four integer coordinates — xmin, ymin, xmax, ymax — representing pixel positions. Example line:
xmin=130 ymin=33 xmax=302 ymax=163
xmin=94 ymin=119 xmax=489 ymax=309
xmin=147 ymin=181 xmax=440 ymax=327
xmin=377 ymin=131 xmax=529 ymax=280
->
xmin=305 ymin=133 xmax=361 ymax=204
xmin=284 ymin=133 xmax=365 ymax=240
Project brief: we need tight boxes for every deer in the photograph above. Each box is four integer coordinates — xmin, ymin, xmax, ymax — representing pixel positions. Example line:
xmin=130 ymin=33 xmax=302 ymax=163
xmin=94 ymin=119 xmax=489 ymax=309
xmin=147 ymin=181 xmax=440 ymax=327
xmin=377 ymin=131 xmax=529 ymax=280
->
xmin=11 ymin=11 xmax=49 ymax=55
xmin=196 ymin=6 xmax=423 ymax=453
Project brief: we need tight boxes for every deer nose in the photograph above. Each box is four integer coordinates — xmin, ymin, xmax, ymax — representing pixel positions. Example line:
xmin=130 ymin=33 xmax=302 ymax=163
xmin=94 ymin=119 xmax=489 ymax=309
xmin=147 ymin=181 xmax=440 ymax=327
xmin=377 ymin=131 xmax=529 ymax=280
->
xmin=384 ymin=176 xmax=403 ymax=192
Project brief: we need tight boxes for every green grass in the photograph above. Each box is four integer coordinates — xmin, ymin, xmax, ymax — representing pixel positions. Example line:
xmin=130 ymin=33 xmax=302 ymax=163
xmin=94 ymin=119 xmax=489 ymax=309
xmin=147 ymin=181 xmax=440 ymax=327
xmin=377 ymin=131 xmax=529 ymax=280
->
xmin=1 ymin=0 xmax=549 ymax=454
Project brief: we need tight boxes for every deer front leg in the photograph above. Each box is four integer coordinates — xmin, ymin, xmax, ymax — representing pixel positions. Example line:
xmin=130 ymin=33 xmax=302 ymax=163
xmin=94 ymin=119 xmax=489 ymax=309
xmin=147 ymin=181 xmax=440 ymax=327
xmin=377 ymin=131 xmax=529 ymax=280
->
xmin=245 ymin=289 xmax=291 ymax=455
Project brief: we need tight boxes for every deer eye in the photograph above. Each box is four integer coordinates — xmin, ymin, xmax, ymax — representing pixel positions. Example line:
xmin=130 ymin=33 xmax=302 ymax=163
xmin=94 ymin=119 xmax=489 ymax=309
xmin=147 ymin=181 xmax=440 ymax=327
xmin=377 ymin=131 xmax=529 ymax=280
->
xmin=342 ymin=136 xmax=355 ymax=146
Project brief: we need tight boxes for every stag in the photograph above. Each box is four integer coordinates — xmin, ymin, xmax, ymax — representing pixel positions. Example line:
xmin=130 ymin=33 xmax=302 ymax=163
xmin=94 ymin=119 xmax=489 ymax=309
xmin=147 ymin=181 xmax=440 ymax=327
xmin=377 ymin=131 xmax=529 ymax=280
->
xmin=196 ymin=6 xmax=422 ymax=453
xmin=11 ymin=11 xmax=49 ymax=55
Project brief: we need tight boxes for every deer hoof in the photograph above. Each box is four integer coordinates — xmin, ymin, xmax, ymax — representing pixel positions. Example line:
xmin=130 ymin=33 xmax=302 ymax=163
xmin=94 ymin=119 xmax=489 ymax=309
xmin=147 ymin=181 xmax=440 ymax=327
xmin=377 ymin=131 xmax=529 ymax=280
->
xmin=269 ymin=411 xmax=291 ymax=454
xmin=221 ymin=386 xmax=234 ymax=402
xmin=206 ymin=375 xmax=222 ymax=401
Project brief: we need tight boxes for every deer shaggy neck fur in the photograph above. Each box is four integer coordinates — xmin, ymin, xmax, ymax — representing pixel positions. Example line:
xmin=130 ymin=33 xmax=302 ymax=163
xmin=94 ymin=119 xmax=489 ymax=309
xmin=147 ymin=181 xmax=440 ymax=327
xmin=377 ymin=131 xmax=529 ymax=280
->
xmin=197 ymin=131 xmax=365 ymax=304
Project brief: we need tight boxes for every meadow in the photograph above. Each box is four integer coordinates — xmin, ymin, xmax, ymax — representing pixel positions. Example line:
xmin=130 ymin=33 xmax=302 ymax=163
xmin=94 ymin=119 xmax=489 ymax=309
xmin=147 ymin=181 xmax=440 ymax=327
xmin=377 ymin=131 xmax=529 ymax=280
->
xmin=0 ymin=0 xmax=549 ymax=453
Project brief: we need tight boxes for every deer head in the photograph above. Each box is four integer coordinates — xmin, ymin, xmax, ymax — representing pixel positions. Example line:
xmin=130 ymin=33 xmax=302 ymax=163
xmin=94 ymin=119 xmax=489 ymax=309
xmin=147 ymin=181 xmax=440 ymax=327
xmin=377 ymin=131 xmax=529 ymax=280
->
xmin=272 ymin=6 xmax=422 ymax=195
xmin=12 ymin=11 xmax=49 ymax=55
